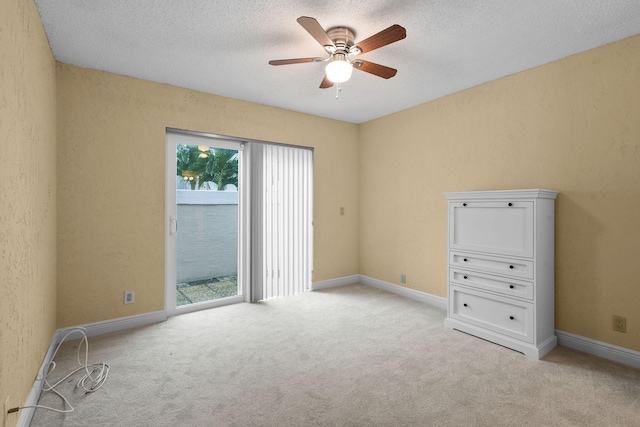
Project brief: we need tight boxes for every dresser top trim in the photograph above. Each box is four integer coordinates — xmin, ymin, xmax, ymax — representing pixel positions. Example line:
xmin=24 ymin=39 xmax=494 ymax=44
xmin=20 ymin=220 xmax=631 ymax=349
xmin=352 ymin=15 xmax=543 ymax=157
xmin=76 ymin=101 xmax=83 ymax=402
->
xmin=444 ymin=189 xmax=558 ymax=201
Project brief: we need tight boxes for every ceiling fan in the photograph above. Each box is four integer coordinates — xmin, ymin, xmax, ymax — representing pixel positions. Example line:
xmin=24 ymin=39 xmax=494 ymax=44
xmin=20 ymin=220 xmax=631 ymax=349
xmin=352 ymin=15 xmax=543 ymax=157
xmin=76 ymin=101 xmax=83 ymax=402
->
xmin=269 ymin=16 xmax=406 ymax=89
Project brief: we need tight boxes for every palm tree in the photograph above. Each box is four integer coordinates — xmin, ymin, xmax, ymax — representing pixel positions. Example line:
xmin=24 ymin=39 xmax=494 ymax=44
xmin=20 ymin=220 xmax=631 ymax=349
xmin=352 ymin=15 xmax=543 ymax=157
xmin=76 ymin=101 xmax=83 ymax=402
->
xmin=204 ymin=149 xmax=238 ymax=190
xmin=176 ymin=145 xmax=207 ymax=190
xmin=176 ymin=145 xmax=238 ymax=190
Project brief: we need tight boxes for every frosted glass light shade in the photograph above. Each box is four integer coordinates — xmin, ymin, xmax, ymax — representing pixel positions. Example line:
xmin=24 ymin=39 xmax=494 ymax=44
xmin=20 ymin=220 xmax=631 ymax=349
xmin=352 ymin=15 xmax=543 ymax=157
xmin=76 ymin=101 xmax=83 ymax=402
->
xmin=325 ymin=55 xmax=353 ymax=83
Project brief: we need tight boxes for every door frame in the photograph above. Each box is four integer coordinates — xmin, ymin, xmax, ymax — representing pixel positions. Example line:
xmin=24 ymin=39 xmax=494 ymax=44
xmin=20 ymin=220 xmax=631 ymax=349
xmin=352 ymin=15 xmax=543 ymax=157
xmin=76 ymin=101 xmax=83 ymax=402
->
xmin=165 ymin=128 xmax=251 ymax=316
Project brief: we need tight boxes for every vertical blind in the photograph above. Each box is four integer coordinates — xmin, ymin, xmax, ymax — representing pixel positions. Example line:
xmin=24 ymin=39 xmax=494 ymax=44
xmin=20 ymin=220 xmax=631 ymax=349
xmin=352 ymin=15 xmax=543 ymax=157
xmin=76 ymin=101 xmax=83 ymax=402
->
xmin=253 ymin=144 xmax=313 ymax=300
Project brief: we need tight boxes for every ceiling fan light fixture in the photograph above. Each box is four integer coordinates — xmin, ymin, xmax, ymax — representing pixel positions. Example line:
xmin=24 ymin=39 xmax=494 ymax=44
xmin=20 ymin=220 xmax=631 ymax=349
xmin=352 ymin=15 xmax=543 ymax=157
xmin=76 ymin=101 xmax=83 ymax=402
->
xmin=325 ymin=54 xmax=352 ymax=83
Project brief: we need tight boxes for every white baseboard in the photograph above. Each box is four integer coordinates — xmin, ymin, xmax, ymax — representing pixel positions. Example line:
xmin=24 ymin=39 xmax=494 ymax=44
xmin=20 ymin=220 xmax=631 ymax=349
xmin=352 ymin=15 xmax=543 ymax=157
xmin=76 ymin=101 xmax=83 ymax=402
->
xmin=556 ymin=330 xmax=640 ymax=370
xmin=72 ymin=310 xmax=168 ymax=338
xmin=18 ymin=310 xmax=167 ymax=426
xmin=311 ymin=275 xmax=360 ymax=291
xmin=17 ymin=328 xmax=70 ymax=427
xmin=313 ymin=274 xmax=447 ymax=311
xmin=359 ymin=275 xmax=448 ymax=310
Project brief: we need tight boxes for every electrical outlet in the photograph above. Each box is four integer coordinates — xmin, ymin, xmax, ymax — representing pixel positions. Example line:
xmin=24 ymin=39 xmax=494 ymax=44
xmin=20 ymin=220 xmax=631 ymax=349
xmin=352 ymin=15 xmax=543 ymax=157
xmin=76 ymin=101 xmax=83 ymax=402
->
xmin=401 ymin=274 xmax=406 ymax=284
xmin=4 ymin=395 xmax=10 ymax=427
xmin=613 ymin=315 xmax=626 ymax=333
xmin=124 ymin=290 xmax=135 ymax=304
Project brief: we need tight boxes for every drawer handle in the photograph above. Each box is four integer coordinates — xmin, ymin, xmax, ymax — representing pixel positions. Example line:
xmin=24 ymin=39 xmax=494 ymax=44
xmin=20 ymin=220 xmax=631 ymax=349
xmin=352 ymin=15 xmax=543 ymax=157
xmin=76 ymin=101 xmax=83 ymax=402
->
xmin=463 ymin=276 xmax=468 ymax=279
xmin=463 ymin=203 xmax=467 ymax=207
xmin=463 ymin=303 xmax=468 ymax=307
xmin=509 ymin=265 xmax=514 ymax=269
xmin=509 ymin=316 xmax=514 ymax=320
xmin=509 ymin=285 xmax=514 ymax=289
xmin=508 ymin=202 xmax=513 ymax=206
xmin=463 ymin=258 xmax=467 ymax=262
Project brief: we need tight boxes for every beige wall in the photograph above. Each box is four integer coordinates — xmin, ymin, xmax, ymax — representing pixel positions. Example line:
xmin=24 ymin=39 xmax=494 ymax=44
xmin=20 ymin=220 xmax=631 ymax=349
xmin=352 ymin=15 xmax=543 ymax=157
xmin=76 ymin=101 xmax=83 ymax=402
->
xmin=359 ymin=35 xmax=640 ymax=352
xmin=56 ymin=64 xmax=360 ymax=327
xmin=0 ymin=0 xmax=58 ymax=424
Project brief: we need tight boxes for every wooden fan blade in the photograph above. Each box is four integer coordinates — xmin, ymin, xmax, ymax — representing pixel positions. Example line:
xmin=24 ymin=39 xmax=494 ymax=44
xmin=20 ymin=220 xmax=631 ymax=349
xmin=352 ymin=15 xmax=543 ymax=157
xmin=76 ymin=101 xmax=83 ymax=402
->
xmin=354 ymin=60 xmax=397 ymax=79
xmin=269 ymin=57 xmax=320 ymax=66
xmin=320 ymin=75 xmax=334 ymax=89
xmin=355 ymin=24 xmax=406 ymax=54
xmin=297 ymin=16 xmax=334 ymax=48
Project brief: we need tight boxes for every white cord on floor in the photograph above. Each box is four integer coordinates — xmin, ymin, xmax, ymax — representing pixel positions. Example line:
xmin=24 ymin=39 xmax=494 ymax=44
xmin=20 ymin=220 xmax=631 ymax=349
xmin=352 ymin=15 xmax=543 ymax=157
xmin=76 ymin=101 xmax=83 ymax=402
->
xmin=15 ymin=327 xmax=110 ymax=414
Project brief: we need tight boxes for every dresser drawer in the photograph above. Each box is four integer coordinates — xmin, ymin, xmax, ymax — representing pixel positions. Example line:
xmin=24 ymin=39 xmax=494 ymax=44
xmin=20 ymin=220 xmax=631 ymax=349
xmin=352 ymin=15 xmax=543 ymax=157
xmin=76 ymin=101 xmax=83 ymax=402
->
xmin=449 ymin=285 xmax=533 ymax=343
xmin=450 ymin=269 xmax=534 ymax=300
xmin=450 ymin=251 xmax=534 ymax=280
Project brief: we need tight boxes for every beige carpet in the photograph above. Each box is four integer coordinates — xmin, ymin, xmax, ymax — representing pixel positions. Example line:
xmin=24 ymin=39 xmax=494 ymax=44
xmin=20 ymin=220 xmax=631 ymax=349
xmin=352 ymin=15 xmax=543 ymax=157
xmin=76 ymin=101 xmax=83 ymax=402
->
xmin=30 ymin=283 xmax=640 ymax=426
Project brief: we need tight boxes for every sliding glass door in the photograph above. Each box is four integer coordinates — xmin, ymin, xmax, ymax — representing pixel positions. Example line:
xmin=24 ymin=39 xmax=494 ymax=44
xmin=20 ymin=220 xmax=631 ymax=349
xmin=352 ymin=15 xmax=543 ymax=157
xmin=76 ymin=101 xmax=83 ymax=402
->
xmin=166 ymin=130 xmax=313 ymax=315
xmin=166 ymin=131 xmax=246 ymax=315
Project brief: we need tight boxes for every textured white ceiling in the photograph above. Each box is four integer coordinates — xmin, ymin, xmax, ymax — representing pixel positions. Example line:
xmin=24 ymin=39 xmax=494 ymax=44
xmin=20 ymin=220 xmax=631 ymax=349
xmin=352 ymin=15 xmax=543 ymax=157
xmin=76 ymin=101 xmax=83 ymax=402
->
xmin=35 ymin=0 xmax=640 ymax=124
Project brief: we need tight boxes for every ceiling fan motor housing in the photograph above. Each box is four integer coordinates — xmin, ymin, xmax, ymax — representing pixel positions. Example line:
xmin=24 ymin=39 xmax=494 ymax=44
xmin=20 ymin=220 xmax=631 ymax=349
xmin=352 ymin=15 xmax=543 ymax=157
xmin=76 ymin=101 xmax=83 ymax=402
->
xmin=325 ymin=27 xmax=359 ymax=55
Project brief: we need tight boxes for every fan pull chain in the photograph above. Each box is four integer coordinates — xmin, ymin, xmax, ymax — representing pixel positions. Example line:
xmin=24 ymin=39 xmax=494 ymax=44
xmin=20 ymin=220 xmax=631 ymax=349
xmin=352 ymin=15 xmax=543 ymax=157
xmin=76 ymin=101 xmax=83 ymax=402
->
xmin=335 ymin=83 xmax=342 ymax=99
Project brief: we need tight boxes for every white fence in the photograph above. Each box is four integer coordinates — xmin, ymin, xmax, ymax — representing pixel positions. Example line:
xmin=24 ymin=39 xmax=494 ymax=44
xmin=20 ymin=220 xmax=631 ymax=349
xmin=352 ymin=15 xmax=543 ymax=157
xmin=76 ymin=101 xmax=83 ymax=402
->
xmin=176 ymin=189 xmax=238 ymax=283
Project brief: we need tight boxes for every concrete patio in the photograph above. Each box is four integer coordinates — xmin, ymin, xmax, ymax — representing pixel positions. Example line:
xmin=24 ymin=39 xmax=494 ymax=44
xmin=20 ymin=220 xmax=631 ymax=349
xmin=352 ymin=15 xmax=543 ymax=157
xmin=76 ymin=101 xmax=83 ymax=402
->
xmin=176 ymin=276 xmax=238 ymax=306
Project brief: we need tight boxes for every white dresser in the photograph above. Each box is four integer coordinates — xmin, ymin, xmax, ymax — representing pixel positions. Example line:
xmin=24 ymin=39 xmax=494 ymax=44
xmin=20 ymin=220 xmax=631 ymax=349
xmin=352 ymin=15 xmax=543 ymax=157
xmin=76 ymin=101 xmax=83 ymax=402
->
xmin=443 ymin=189 xmax=558 ymax=359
